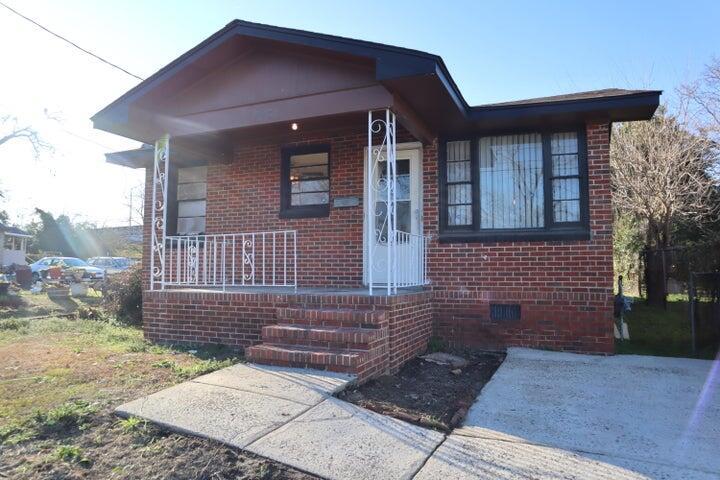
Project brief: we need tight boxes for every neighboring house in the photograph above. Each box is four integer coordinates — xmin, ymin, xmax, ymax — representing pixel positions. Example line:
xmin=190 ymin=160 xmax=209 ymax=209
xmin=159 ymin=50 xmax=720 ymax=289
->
xmin=94 ymin=20 xmax=660 ymax=382
xmin=0 ymin=223 xmax=31 ymax=267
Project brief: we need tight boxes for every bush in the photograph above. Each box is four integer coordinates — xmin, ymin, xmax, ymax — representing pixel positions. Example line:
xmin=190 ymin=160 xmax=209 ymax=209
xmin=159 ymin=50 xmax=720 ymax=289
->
xmin=104 ymin=264 xmax=142 ymax=325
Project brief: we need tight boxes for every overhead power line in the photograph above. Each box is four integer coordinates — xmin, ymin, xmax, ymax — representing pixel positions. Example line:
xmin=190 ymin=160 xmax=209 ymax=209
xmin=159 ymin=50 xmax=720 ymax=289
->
xmin=0 ymin=1 xmax=145 ymax=81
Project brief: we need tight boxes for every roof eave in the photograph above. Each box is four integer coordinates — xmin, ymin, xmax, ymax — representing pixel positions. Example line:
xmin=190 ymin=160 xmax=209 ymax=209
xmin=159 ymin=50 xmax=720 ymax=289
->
xmin=105 ymin=148 xmax=154 ymax=169
xmin=470 ymin=90 xmax=662 ymax=123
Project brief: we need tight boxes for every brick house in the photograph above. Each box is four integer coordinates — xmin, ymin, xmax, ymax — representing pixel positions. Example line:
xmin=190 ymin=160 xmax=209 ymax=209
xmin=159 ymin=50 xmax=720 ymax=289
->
xmin=94 ymin=20 xmax=660 ymax=382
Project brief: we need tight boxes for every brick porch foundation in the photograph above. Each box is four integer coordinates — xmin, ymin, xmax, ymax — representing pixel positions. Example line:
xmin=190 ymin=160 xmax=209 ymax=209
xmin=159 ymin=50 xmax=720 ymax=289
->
xmin=143 ymin=289 xmax=432 ymax=382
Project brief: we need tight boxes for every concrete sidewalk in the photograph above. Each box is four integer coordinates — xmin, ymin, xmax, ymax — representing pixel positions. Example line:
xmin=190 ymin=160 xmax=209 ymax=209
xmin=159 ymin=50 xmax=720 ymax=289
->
xmin=117 ymin=362 xmax=444 ymax=480
xmin=118 ymin=350 xmax=719 ymax=479
xmin=414 ymin=348 xmax=719 ymax=480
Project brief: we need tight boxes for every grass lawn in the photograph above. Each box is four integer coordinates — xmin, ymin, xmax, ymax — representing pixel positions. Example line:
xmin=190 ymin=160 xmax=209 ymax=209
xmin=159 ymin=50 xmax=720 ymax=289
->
xmin=0 ymin=289 xmax=104 ymax=320
xmin=616 ymin=296 xmax=719 ymax=360
xmin=0 ymin=314 xmax=318 ymax=479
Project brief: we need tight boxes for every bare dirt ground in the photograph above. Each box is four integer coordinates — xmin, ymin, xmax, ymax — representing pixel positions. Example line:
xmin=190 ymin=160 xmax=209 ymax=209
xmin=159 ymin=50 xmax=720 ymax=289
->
xmin=338 ymin=348 xmax=504 ymax=432
xmin=0 ymin=315 xmax=319 ymax=480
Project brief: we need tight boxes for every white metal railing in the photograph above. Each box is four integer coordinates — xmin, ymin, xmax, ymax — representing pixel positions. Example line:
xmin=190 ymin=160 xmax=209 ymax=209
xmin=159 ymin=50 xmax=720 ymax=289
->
xmin=162 ymin=230 xmax=297 ymax=290
xmin=395 ymin=231 xmax=431 ymax=288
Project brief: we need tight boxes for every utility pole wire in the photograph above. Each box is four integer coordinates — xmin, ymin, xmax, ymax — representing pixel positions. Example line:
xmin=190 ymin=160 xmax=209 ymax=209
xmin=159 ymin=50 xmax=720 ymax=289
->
xmin=0 ymin=1 xmax=145 ymax=81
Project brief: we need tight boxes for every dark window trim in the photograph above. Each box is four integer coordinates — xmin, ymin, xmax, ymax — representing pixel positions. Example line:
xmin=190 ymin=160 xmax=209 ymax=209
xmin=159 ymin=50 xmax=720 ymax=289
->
xmin=169 ymin=165 xmax=208 ymax=236
xmin=438 ymin=125 xmax=590 ymax=242
xmin=166 ymin=164 xmax=179 ymax=236
xmin=280 ymin=144 xmax=331 ymax=219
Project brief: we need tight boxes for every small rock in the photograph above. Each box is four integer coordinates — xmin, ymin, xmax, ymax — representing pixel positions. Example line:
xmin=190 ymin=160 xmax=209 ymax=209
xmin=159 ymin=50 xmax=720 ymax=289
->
xmin=451 ymin=368 xmax=462 ymax=375
xmin=408 ymin=393 xmax=419 ymax=400
xmin=345 ymin=391 xmax=365 ymax=403
xmin=420 ymin=352 xmax=469 ymax=368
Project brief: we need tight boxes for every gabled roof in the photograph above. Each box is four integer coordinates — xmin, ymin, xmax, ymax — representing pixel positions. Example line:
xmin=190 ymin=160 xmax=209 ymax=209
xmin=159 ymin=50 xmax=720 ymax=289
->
xmin=0 ymin=223 xmax=30 ymax=237
xmin=94 ymin=19 xmax=661 ymax=144
xmin=92 ymin=20 xmax=464 ymax=127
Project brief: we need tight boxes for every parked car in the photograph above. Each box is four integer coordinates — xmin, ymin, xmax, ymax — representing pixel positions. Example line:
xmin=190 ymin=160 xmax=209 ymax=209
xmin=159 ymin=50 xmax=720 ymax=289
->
xmin=87 ymin=256 xmax=132 ymax=275
xmin=30 ymin=257 xmax=105 ymax=281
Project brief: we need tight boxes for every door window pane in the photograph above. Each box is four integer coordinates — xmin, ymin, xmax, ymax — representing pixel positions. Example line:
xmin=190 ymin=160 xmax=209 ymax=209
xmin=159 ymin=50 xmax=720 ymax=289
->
xmin=374 ymin=201 xmax=411 ymax=242
xmin=479 ymin=133 xmax=544 ymax=229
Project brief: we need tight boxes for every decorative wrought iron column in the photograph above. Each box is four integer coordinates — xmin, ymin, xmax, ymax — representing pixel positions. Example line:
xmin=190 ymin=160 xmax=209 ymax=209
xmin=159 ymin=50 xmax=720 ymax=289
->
xmin=150 ymin=135 xmax=170 ymax=291
xmin=367 ymin=109 xmax=397 ymax=295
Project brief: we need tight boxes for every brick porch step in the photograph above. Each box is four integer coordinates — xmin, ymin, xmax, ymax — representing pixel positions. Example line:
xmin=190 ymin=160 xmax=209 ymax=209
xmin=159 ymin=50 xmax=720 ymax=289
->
xmin=246 ymin=344 xmax=368 ymax=373
xmin=262 ymin=324 xmax=385 ymax=350
xmin=276 ymin=307 xmax=386 ymax=328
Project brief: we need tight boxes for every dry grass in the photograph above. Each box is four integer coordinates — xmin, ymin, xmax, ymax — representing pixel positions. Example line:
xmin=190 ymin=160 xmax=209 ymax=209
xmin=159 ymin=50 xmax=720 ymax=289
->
xmin=0 ymin=311 xmax=317 ymax=479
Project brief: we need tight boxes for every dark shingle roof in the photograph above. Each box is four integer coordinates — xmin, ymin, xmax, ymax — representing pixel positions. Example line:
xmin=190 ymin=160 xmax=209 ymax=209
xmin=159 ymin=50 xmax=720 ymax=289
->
xmin=477 ymin=89 xmax=655 ymax=108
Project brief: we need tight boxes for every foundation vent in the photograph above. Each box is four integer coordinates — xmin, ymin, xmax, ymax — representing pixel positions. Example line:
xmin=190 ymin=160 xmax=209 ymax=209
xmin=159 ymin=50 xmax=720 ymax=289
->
xmin=490 ymin=303 xmax=521 ymax=321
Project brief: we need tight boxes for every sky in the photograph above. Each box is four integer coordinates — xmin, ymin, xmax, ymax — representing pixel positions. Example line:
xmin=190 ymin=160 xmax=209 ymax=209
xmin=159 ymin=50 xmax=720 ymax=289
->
xmin=1 ymin=0 xmax=719 ymax=227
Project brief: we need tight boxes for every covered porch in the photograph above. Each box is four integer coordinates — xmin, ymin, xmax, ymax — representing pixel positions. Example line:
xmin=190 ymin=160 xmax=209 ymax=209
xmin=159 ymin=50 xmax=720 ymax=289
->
xmin=141 ymin=106 xmax=430 ymax=295
xmin=96 ymin=23 xmax=463 ymax=296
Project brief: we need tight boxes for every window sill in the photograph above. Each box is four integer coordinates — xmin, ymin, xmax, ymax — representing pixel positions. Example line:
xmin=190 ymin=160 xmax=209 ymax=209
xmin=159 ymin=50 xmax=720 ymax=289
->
xmin=279 ymin=205 xmax=330 ymax=219
xmin=438 ymin=228 xmax=590 ymax=243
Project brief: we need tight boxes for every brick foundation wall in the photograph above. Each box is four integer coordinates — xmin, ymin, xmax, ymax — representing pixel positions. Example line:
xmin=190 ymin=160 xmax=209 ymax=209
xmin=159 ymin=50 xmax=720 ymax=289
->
xmin=143 ymin=289 xmax=433 ymax=381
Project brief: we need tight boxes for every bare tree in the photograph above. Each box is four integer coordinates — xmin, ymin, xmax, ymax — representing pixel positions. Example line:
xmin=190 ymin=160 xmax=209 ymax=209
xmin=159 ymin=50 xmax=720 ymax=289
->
xmin=0 ymin=115 xmax=51 ymax=159
xmin=611 ymin=106 xmax=719 ymax=305
xmin=681 ymin=57 xmax=720 ymax=177
xmin=681 ymin=58 xmax=720 ymax=132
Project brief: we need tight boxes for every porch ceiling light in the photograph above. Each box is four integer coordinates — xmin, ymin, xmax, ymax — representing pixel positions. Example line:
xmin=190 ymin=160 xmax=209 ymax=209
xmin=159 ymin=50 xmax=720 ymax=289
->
xmin=291 ymin=122 xmax=298 ymax=131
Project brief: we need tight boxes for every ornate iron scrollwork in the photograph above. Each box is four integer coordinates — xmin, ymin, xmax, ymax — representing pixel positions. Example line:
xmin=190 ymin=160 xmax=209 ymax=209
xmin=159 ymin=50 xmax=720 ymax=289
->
xmin=150 ymin=135 xmax=170 ymax=289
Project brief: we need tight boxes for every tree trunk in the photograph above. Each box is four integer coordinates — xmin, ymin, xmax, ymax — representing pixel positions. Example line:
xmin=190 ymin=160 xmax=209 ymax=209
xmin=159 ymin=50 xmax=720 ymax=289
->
xmin=645 ymin=248 xmax=667 ymax=308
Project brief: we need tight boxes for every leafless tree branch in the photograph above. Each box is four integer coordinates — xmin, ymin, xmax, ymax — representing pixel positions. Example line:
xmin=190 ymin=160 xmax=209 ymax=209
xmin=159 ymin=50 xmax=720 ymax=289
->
xmin=0 ymin=114 xmax=52 ymax=159
xmin=611 ymin=104 xmax=720 ymax=248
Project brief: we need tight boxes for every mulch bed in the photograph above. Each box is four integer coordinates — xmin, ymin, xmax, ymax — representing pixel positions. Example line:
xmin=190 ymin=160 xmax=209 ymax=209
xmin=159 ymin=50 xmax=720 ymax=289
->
xmin=337 ymin=349 xmax=504 ymax=432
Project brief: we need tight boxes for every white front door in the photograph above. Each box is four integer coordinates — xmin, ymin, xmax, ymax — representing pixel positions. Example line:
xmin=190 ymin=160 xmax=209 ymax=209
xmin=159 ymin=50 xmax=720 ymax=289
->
xmin=364 ymin=144 xmax=423 ymax=287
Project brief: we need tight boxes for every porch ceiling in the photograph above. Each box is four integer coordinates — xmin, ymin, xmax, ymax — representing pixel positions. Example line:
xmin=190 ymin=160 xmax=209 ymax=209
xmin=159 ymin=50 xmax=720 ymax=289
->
xmin=105 ymin=111 xmax=411 ymax=169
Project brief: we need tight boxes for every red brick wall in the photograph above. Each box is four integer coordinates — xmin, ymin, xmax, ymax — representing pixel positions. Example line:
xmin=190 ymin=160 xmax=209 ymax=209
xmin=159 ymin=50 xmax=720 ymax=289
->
xmin=141 ymin=122 xmax=614 ymax=355
xmin=205 ymin=130 xmax=369 ymax=288
xmin=386 ymin=292 xmax=434 ymax=372
xmin=143 ymin=289 xmax=433 ymax=381
xmin=426 ymin=123 xmax=614 ymax=353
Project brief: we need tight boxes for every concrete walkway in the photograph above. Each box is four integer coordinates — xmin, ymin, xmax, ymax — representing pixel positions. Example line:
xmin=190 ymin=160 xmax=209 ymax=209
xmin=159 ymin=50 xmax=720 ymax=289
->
xmin=414 ymin=348 xmax=720 ymax=479
xmin=117 ymin=363 xmax=444 ymax=480
xmin=118 ymin=350 xmax=720 ymax=479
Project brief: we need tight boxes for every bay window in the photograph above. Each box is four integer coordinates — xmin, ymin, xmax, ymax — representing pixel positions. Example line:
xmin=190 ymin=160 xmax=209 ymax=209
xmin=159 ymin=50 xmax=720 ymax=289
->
xmin=440 ymin=128 xmax=588 ymax=241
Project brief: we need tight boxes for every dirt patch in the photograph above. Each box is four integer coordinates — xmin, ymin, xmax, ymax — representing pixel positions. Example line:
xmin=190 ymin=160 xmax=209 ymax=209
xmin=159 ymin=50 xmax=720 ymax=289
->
xmin=0 ymin=289 xmax=103 ymax=320
xmin=338 ymin=349 xmax=504 ymax=432
xmin=1 ymin=410 xmax=319 ymax=480
xmin=0 ymin=317 xmax=318 ymax=479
